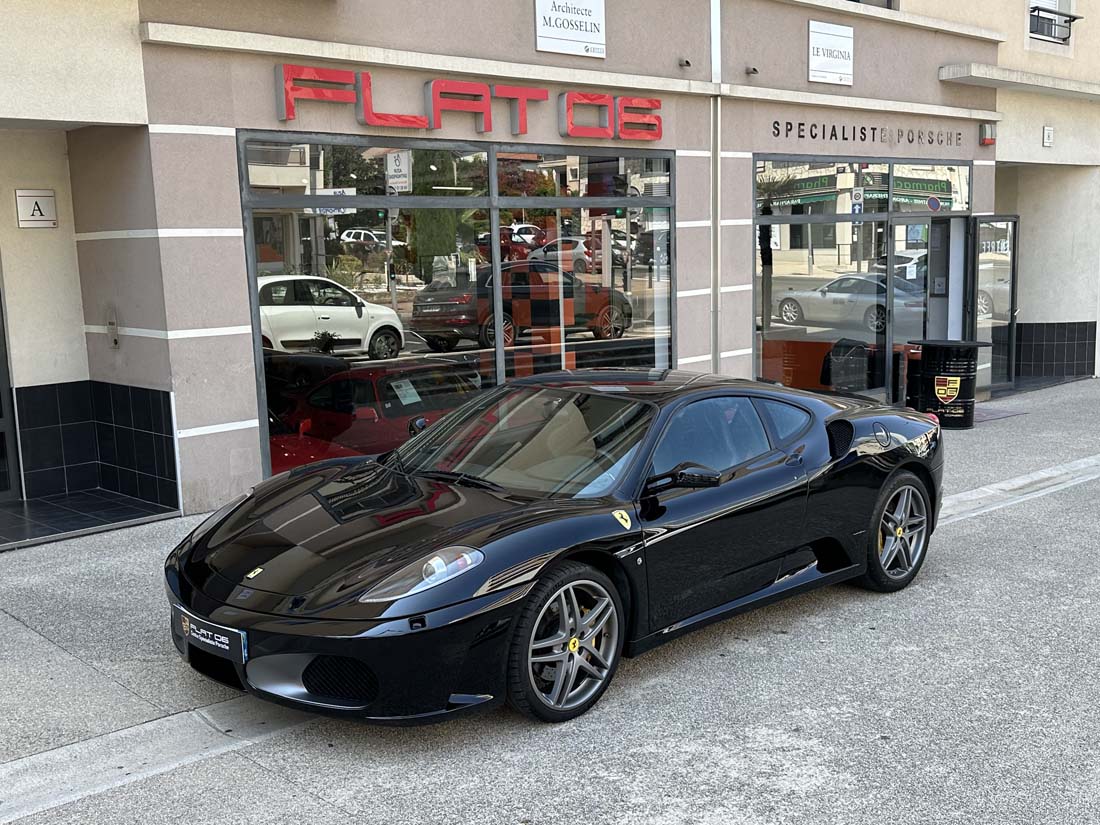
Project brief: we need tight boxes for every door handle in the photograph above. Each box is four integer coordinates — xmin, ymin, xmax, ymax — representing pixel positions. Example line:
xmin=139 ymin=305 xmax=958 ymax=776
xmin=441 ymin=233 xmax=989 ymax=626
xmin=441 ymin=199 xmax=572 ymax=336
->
xmin=784 ymin=453 xmax=804 ymax=467
xmin=318 ymin=315 xmax=331 ymax=320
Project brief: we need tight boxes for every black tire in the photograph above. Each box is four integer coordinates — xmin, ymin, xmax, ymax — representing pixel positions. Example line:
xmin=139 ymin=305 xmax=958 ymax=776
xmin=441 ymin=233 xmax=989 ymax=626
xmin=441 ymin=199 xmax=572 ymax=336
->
xmin=855 ymin=470 xmax=932 ymax=593
xmin=506 ymin=560 xmax=624 ymax=723
xmin=864 ymin=305 xmax=887 ymax=334
xmin=367 ymin=328 xmax=401 ymax=360
xmin=478 ymin=313 xmax=515 ymax=348
xmin=575 ymin=258 xmax=588 ymax=275
xmin=424 ymin=336 xmax=458 ymax=353
xmin=778 ymin=298 xmax=804 ymax=325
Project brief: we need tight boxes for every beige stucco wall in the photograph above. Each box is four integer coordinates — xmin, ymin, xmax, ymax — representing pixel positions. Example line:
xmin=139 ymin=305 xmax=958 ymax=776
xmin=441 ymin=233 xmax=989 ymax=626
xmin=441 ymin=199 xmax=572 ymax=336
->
xmin=0 ymin=130 xmax=90 ymax=387
xmin=139 ymin=0 xmax=713 ymax=84
xmin=0 ymin=0 xmax=147 ymax=126
xmin=906 ymin=0 xmax=1098 ymax=82
xmin=995 ymin=164 xmax=1100 ymax=325
xmin=992 ymin=90 xmax=1100 ymax=166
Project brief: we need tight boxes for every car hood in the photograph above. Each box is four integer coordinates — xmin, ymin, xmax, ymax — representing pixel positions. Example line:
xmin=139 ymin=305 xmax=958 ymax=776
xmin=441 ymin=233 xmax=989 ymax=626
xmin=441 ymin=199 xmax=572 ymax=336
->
xmin=180 ymin=459 xmax=558 ymax=610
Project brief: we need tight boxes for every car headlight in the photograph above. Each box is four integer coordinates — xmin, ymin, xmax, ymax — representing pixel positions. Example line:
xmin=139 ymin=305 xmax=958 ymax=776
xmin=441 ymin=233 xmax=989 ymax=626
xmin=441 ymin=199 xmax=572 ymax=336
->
xmin=358 ymin=546 xmax=484 ymax=603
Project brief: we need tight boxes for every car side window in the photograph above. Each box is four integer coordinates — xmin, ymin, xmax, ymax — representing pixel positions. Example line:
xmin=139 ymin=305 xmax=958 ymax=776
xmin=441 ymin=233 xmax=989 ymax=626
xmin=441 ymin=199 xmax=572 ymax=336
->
xmin=756 ymin=400 xmax=811 ymax=444
xmin=259 ymin=283 xmax=291 ymax=306
xmin=312 ymin=282 xmax=356 ymax=307
xmin=828 ymin=278 xmax=857 ymax=293
xmin=293 ymin=280 xmax=318 ymax=304
xmin=650 ymin=397 xmax=771 ymax=478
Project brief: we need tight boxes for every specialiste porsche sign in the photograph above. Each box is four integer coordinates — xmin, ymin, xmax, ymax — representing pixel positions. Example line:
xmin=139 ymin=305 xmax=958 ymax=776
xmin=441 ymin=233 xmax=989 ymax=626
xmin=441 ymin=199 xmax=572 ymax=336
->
xmin=275 ymin=64 xmax=662 ymax=141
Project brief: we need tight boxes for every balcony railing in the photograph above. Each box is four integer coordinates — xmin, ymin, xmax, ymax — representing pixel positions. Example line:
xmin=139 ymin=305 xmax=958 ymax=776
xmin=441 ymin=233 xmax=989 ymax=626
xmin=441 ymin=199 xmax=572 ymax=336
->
xmin=1029 ymin=5 xmax=1083 ymax=43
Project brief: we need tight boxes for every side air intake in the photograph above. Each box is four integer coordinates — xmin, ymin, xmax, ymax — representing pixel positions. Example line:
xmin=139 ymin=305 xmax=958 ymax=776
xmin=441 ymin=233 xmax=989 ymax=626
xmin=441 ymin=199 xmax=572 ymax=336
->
xmin=825 ymin=419 xmax=854 ymax=461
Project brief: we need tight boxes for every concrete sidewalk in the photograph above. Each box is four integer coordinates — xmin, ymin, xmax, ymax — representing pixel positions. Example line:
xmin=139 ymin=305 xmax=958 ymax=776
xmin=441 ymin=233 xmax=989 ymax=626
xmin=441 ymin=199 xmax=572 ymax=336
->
xmin=1 ymin=378 xmax=1098 ymax=824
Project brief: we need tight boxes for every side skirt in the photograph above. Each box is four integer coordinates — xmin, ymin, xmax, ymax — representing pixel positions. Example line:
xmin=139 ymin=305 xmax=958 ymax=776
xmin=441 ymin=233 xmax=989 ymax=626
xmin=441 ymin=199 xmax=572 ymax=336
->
xmin=623 ymin=561 xmax=860 ymax=657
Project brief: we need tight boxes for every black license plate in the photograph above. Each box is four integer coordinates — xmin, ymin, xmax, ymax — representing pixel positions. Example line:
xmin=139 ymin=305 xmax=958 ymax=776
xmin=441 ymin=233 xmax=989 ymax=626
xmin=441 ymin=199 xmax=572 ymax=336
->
xmin=173 ymin=604 xmax=247 ymax=664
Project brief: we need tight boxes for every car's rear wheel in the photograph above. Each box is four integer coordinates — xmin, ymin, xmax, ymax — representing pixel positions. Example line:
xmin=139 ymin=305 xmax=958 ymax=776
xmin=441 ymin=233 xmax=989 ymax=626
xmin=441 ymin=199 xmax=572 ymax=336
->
xmin=864 ymin=305 xmax=887 ymax=333
xmin=367 ymin=328 xmax=401 ymax=360
xmin=479 ymin=313 xmax=515 ymax=348
xmin=575 ymin=258 xmax=588 ymax=275
xmin=778 ymin=298 xmax=804 ymax=325
xmin=506 ymin=561 xmax=623 ymax=723
xmin=977 ymin=289 xmax=994 ymax=318
xmin=856 ymin=470 xmax=931 ymax=592
xmin=592 ymin=304 xmax=626 ymax=339
xmin=424 ymin=335 xmax=458 ymax=353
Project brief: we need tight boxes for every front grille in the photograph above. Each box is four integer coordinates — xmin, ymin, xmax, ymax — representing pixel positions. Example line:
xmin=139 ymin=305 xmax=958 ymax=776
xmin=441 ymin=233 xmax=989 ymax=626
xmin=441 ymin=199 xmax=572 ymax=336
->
xmin=301 ymin=655 xmax=379 ymax=706
xmin=188 ymin=645 xmax=245 ymax=691
xmin=825 ymin=419 xmax=855 ymax=461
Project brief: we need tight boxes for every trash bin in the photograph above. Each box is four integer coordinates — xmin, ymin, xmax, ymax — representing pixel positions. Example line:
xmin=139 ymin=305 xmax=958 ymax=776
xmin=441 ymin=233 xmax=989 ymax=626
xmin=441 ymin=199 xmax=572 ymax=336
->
xmin=906 ymin=339 xmax=992 ymax=429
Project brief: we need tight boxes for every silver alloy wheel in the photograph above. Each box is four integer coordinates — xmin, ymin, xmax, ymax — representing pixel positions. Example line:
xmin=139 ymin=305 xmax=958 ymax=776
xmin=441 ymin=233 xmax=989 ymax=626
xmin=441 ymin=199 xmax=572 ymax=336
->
xmin=866 ymin=306 xmax=887 ymax=333
xmin=598 ymin=305 xmax=625 ymax=339
xmin=977 ymin=290 xmax=993 ymax=318
xmin=780 ymin=300 xmax=801 ymax=324
xmin=528 ymin=579 xmax=619 ymax=712
xmin=878 ymin=484 xmax=928 ymax=580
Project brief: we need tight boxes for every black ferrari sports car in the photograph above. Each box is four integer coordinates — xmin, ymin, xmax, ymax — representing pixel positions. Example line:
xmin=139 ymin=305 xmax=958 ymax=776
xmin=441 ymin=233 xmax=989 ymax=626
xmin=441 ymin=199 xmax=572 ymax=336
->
xmin=165 ymin=369 xmax=942 ymax=724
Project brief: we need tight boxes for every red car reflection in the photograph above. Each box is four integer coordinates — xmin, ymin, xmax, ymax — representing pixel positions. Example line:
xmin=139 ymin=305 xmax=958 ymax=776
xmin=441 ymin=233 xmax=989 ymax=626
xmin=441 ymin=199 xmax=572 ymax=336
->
xmin=268 ymin=412 xmax=361 ymax=475
xmin=410 ymin=261 xmax=632 ymax=352
xmin=278 ymin=362 xmax=484 ymax=459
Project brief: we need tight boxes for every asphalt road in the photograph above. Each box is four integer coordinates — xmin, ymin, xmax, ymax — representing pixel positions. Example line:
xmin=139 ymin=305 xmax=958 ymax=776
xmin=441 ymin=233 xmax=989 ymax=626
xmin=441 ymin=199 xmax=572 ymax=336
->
xmin=1 ymin=379 xmax=1098 ymax=824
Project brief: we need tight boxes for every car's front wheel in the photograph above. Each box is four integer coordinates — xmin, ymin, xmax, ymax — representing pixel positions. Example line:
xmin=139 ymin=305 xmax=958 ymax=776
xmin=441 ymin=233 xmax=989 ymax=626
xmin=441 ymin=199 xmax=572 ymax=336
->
xmin=506 ymin=561 xmax=623 ymax=723
xmin=592 ymin=304 xmax=627 ymax=339
xmin=778 ymin=298 xmax=804 ymax=325
xmin=367 ymin=328 xmax=401 ymax=360
xmin=856 ymin=470 xmax=932 ymax=592
xmin=864 ymin=305 xmax=887 ymax=333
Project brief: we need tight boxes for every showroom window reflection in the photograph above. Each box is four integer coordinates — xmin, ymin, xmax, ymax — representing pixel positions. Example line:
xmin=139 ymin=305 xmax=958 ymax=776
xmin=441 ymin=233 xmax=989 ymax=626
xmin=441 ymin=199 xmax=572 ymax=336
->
xmin=245 ymin=139 xmax=673 ymax=476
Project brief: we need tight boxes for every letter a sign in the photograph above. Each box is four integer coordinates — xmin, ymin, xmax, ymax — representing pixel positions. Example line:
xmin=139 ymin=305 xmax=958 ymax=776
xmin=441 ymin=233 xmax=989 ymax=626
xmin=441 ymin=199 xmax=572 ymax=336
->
xmin=15 ymin=190 xmax=58 ymax=228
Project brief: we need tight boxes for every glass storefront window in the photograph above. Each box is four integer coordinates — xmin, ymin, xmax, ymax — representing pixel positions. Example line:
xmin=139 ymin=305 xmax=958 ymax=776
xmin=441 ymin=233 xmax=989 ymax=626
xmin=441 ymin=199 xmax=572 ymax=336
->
xmin=248 ymin=139 xmax=673 ymax=475
xmin=756 ymin=220 xmax=889 ymax=398
xmin=259 ymin=206 xmax=497 ymax=472
xmin=756 ymin=161 xmax=890 ymax=219
xmin=246 ymin=142 xmax=489 ymax=198
xmin=891 ymin=164 xmax=969 ymax=213
xmin=498 ymin=153 xmax=671 ymax=198
xmin=486 ymin=206 xmax=670 ymax=380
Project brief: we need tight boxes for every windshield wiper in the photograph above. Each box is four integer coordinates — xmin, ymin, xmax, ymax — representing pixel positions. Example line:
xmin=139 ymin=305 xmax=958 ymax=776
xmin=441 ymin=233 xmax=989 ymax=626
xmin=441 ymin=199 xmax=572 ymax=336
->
xmin=415 ymin=469 xmax=504 ymax=492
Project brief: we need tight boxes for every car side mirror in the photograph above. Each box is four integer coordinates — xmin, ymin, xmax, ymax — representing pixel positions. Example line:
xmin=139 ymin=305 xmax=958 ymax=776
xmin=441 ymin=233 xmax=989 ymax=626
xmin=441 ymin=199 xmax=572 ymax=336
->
xmin=354 ymin=406 xmax=379 ymax=423
xmin=355 ymin=301 xmax=364 ymax=318
xmin=646 ymin=463 xmax=721 ymax=492
xmin=297 ymin=418 xmax=312 ymax=437
xmin=819 ymin=288 xmax=828 ymax=296
xmin=408 ymin=416 xmax=429 ymax=437
xmin=672 ymin=465 xmax=721 ymax=488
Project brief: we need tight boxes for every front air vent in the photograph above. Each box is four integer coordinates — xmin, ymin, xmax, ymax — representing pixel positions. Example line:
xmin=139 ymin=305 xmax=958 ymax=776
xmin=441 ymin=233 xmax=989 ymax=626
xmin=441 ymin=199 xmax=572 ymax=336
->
xmin=301 ymin=655 xmax=379 ymax=706
xmin=825 ymin=419 xmax=854 ymax=461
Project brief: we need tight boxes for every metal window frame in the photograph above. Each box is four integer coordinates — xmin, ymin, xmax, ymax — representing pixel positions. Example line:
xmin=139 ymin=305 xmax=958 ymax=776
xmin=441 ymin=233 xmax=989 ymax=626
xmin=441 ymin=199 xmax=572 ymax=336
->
xmin=750 ymin=152 xmax=975 ymax=404
xmin=236 ymin=129 xmax=676 ymax=476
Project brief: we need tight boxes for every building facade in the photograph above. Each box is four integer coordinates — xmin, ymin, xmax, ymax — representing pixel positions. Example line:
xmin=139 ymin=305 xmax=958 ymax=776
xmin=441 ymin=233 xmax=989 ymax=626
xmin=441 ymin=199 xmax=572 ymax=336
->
xmin=0 ymin=0 xmax=1091 ymax=547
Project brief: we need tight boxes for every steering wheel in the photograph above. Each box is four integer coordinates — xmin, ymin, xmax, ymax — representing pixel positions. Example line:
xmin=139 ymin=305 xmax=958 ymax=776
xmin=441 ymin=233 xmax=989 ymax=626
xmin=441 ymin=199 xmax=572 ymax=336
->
xmin=322 ymin=297 xmax=342 ymax=306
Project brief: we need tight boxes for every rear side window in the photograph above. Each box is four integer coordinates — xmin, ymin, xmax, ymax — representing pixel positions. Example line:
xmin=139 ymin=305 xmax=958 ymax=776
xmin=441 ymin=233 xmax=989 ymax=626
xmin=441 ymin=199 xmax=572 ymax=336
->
xmin=757 ymin=399 xmax=811 ymax=443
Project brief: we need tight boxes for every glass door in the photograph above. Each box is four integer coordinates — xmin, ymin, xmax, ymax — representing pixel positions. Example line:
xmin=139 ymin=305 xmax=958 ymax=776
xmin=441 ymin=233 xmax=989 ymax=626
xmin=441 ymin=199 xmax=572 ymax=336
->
xmin=971 ymin=217 xmax=1018 ymax=392
xmin=889 ymin=218 xmax=932 ymax=404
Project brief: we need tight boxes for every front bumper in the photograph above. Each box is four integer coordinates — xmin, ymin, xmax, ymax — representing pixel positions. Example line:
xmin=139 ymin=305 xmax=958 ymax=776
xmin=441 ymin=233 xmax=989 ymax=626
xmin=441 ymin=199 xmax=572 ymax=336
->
xmin=165 ymin=572 xmax=526 ymax=725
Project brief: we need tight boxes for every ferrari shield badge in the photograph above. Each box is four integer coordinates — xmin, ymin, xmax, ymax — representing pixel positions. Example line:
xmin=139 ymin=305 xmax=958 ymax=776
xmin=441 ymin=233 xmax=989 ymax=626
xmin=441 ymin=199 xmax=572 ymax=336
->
xmin=612 ymin=510 xmax=632 ymax=530
xmin=934 ymin=376 xmax=961 ymax=404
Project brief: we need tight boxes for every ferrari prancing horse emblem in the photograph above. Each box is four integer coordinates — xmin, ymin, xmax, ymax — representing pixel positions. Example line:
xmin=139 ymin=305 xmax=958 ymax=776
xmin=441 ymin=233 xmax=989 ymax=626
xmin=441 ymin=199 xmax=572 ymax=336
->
xmin=934 ymin=376 xmax=961 ymax=404
xmin=245 ymin=566 xmax=264 ymax=580
xmin=612 ymin=510 xmax=632 ymax=530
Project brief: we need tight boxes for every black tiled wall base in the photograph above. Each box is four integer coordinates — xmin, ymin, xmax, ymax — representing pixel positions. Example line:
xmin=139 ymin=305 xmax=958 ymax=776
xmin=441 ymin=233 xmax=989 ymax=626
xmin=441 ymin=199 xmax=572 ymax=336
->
xmin=1015 ymin=322 xmax=1097 ymax=379
xmin=16 ymin=380 xmax=178 ymax=508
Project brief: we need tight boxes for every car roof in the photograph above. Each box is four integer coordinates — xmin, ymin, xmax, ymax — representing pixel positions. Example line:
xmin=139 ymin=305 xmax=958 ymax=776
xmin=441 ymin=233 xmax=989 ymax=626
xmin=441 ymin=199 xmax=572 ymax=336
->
xmin=257 ymin=274 xmax=344 ymax=286
xmin=505 ymin=368 xmax=863 ymax=411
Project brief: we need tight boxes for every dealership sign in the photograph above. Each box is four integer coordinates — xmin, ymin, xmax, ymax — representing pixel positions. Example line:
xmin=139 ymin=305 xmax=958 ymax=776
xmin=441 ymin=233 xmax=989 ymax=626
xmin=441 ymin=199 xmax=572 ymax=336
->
xmin=536 ymin=0 xmax=606 ymax=58
xmin=808 ymin=21 xmax=853 ymax=86
xmin=275 ymin=64 xmax=661 ymax=141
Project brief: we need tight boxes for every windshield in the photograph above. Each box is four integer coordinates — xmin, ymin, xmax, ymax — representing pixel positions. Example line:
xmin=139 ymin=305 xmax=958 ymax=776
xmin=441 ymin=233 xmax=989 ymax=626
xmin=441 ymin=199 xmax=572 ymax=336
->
xmin=395 ymin=386 xmax=654 ymax=497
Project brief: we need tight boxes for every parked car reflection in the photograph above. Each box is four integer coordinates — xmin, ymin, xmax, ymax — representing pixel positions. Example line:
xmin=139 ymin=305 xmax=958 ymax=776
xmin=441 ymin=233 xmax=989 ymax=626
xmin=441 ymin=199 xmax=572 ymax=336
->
xmin=410 ymin=261 xmax=632 ymax=351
